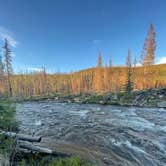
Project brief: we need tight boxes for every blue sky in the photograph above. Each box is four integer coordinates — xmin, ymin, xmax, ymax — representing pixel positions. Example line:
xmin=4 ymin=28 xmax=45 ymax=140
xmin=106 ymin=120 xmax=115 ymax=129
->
xmin=0 ymin=0 xmax=166 ymax=73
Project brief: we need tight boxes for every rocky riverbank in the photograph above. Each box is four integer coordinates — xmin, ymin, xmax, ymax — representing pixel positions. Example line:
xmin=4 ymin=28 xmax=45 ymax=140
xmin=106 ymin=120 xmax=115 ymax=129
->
xmin=17 ymin=88 xmax=166 ymax=108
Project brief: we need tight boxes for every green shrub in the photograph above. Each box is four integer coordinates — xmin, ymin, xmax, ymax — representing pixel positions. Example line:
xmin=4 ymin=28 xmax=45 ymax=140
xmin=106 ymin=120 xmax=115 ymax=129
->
xmin=18 ymin=155 xmax=96 ymax=166
xmin=85 ymin=95 xmax=103 ymax=103
xmin=0 ymin=100 xmax=18 ymax=131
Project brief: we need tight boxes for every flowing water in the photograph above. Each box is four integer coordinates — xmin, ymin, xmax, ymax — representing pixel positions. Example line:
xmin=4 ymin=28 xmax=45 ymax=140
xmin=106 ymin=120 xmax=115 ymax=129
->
xmin=16 ymin=101 xmax=166 ymax=166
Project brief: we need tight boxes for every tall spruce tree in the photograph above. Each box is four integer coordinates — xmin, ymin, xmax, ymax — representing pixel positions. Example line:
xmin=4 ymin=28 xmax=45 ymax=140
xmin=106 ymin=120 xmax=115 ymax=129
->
xmin=94 ymin=51 xmax=103 ymax=92
xmin=133 ymin=57 xmax=137 ymax=67
xmin=97 ymin=51 xmax=102 ymax=67
xmin=0 ymin=51 xmax=4 ymax=75
xmin=141 ymin=23 xmax=156 ymax=65
xmin=125 ymin=49 xmax=133 ymax=94
xmin=3 ymin=38 xmax=13 ymax=96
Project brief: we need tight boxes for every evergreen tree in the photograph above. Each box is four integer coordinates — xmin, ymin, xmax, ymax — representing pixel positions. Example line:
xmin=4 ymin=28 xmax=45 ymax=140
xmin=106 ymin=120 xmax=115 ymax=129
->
xmin=109 ymin=55 xmax=113 ymax=91
xmin=133 ymin=57 xmax=137 ymax=67
xmin=103 ymin=65 xmax=110 ymax=92
xmin=125 ymin=49 xmax=133 ymax=94
xmin=97 ymin=51 xmax=102 ymax=67
xmin=3 ymin=38 xmax=13 ymax=96
xmin=0 ymin=51 xmax=4 ymax=75
xmin=141 ymin=23 xmax=156 ymax=65
xmin=109 ymin=55 xmax=112 ymax=67
xmin=94 ymin=51 xmax=103 ymax=92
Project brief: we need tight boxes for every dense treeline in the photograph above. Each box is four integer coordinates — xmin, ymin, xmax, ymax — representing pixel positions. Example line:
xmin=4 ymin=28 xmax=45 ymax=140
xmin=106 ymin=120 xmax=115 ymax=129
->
xmin=0 ymin=23 xmax=165 ymax=98
xmin=0 ymin=63 xmax=164 ymax=97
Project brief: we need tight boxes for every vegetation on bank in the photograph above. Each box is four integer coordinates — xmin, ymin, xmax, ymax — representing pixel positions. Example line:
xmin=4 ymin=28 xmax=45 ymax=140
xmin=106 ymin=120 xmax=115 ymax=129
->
xmin=0 ymin=100 xmax=17 ymax=165
xmin=18 ymin=154 xmax=95 ymax=166
xmin=14 ymin=87 xmax=166 ymax=108
xmin=0 ymin=100 xmax=17 ymax=151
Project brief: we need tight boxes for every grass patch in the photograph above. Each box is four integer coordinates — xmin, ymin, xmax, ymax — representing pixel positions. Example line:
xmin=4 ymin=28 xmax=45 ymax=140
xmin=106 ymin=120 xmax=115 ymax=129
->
xmin=18 ymin=154 xmax=96 ymax=166
xmin=0 ymin=100 xmax=18 ymax=131
xmin=0 ymin=99 xmax=18 ymax=165
xmin=85 ymin=94 xmax=104 ymax=104
xmin=0 ymin=100 xmax=17 ymax=154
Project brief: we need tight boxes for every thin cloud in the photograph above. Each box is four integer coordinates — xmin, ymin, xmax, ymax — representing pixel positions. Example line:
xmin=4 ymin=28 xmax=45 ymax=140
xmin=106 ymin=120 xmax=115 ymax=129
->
xmin=93 ymin=39 xmax=102 ymax=44
xmin=135 ymin=63 xmax=142 ymax=67
xmin=156 ymin=56 xmax=166 ymax=64
xmin=0 ymin=26 xmax=18 ymax=47
xmin=27 ymin=67 xmax=43 ymax=72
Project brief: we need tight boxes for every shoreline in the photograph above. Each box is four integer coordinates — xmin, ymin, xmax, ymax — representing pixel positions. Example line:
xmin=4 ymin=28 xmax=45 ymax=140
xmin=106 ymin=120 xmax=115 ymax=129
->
xmin=14 ymin=88 xmax=166 ymax=108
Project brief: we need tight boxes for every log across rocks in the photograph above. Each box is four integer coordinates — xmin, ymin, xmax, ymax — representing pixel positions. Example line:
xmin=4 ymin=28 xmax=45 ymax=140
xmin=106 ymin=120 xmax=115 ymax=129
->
xmin=0 ymin=130 xmax=70 ymax=157
xmin=0 ymin=130 xmax=54 ymax=155
xmin=0 ymin=130 xmax=41 ymax=142
xmin=19 ymin=142 xmax=53 ymax=154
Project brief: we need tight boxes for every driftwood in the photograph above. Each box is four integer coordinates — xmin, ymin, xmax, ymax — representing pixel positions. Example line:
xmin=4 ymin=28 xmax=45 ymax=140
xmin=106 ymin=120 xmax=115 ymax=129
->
xmin=0 ymin=130 xmax=41 ymax=142
xmin=0 ymin=130 xmax=70 ymax=156
xmin=0 ymin=130 xmax=52 ymax=154
xmin=19 ymin=142 xmax=53 ymax=154
xmin=18 ymin=143 xmax=70 ymax=157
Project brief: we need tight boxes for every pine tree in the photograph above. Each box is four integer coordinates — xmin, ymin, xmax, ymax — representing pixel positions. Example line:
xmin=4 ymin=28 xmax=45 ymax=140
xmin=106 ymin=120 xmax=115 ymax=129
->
xmin=0 ymin=51 xmax=4 ymax=75
xmin=0 ymin=50 xmax=5 ymax=94
xmin=109 ymin=55 xmax=112 ymax=67
xmin=141 ymin=23 xmax=156 ymax=66
xmin=94 ymin=51 xmax=103 ymax=92
xmin=103 ymin=65 xmax=110 ymax=92
xmin=3 ymin=38 xmax=13 ymax=96
xmin=125 ymin=49 xmax=133 ymax=94
xmin=133 ymin=57 xmax=137 ymax=67
xmin=41 ymin=66 xmax=48 ymax=95
xmin=97 ymin=51 xmax=102 ymax=67
xmin=126 ymin=49 xmax=131 ymax=67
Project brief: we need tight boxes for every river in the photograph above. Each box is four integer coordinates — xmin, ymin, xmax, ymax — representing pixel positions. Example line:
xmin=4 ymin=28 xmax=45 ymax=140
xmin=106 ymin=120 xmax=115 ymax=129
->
xmin=16 ymin=101 xmax=166 ymax=166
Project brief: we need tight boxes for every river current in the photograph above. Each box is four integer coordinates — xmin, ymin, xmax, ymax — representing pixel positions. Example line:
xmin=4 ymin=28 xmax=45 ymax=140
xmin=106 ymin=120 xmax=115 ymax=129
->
xmin=16 ymin=101 xmax=166 ymax=166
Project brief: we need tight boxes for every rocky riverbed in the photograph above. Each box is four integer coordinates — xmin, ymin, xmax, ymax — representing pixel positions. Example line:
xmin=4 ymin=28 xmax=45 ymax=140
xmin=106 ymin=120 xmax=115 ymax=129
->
xmin=16 ymin=101 xmax=166 ymax=166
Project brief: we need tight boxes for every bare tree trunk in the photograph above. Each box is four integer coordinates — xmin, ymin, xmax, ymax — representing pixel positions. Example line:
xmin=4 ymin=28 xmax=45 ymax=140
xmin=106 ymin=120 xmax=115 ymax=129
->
xmin=0 ymin=130 xmax=41 ymax=142
xmin=19 ymin=142 xmax=53 ymax=154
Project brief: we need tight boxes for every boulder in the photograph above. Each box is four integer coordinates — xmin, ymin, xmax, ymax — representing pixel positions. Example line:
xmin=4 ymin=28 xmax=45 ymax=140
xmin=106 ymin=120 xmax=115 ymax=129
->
xmin=157 ymin=101 xmax=166 ymax=108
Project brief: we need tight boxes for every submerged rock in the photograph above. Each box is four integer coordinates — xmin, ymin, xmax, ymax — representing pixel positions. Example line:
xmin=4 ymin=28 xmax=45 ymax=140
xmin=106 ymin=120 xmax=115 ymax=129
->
xmin=157 ymin=101 xmax=166 ymax=108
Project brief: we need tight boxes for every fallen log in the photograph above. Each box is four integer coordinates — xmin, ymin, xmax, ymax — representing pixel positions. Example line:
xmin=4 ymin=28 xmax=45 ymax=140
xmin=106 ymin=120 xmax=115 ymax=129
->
xmin=0 ymin=130 xmax=42 ymax=142
xmin=0 ymin=130 xmax=70 ymax=156
xmin=19 ymin=142 xmax=70 ymax=157
xmin=19 ymin=142 xmax=53 ymax=154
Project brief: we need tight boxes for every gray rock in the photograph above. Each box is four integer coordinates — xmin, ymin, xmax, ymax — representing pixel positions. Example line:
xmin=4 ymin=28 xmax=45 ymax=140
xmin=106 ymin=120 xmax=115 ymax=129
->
xmin=157 ymin=101 xmax=166 ymax=108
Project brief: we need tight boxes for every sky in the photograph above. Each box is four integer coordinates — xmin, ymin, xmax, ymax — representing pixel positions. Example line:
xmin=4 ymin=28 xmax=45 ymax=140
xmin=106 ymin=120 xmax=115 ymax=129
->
xmin=0 ymin=0 xmax=166 ymax=73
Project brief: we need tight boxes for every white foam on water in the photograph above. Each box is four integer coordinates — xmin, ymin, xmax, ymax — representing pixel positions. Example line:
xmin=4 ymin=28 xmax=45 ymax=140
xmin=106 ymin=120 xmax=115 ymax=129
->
xmin=110 ymin=108 xmax=137 ymax=117
xmin=110 ymin=139 xmax=146 ymax=154
xmin=35 ymin=120 xmax=42 ymax=126
xmin=96 ymin=107 xmax=101 ymax=111
xmin=110 ymin=109 xmax=122 ymax=113
xmin=69 ymin=110 xmax=89 ymax=119
xmin=158 ymin=126 xmax=166 ymax=133
xmin=79 ymin=110 xmax=89 ymax=118
xmin=158 ymin=108 xmax=166 ymax=113
xmin=42 ymin=105 xmax=51 ymax=108
xmin=106 ymin=116 xmax=155 ymax=131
